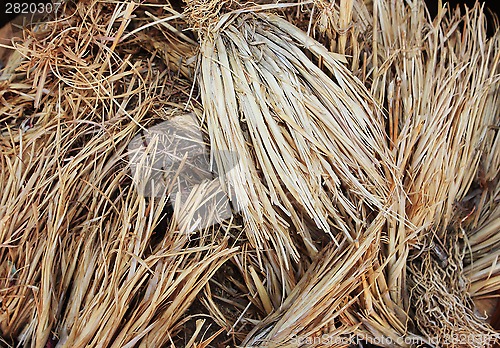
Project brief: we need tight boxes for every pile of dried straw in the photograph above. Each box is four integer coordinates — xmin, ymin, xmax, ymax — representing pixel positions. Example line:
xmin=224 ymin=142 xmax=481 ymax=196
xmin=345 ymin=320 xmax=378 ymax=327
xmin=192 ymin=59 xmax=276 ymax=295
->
xmin=0 ymin=0 xmax=499 ymax=347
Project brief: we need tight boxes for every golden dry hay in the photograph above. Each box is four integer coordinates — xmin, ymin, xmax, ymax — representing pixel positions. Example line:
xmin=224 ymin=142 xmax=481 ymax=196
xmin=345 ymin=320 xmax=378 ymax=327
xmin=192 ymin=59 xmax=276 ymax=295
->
xmin=0 ymin=0 xmax=498 ymax=347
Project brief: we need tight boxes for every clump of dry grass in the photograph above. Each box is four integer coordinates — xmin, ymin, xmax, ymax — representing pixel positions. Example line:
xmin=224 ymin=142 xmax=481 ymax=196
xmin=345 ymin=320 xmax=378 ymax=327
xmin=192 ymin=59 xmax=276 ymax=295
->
xmin=304 ymin=0 xmax=500 ymax=346
xmin=0 ymin=1 xmax=237 ymax=347
xmin=197 ymin=5 xmax=397 ymax=284
xmin=371 ymin=2 xmax=499 ymax=346
xmin=0 ymin=0 xmax=499 ymax=347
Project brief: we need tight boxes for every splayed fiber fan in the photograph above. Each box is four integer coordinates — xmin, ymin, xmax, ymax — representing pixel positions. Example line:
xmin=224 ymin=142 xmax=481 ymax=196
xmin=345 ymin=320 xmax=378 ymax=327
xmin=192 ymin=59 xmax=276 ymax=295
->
xmin=195 ymin=8 xmax=398 ymax=271
xmin=0 ymin=0 xmax=499 ymax=347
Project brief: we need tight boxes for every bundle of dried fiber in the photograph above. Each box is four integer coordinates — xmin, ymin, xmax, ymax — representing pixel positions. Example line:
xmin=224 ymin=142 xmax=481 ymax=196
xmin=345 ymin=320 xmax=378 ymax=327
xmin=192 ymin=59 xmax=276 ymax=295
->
xmin=0 ymin=1 xmax=236 ymax=347
xmin=192 ymin=3 xmax=398 ymax=291
xmin=241 ymin=213 xmax=385 ymax=347
xmin=281 ymin=0 xmax=412 ymax=342
xmin=461 ymin=31 xmax=500 ymax=315
xmin=355 ymin=0 xmax=500 ymax=346
xmin=301 ymin=0 xmax=500 ymax=345
xmin=462 ymin=96 xmax=500 ymax=318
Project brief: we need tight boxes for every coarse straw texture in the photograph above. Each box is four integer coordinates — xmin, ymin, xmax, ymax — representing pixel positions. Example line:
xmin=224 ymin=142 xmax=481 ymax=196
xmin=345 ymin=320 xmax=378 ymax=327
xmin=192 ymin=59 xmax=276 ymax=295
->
xmin=0 ymin=0 xmax=499 ymax=347
xmin=302 ymin=0 xmax=500 ymax=346
xmin=198 ymin=7 xmax=397 ymax=270
xmin=0 ymin=1 xmax=236 ymax=347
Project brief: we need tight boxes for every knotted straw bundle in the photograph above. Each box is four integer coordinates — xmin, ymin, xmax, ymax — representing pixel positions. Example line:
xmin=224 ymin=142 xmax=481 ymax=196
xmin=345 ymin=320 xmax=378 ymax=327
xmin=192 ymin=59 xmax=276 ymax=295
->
xmin=195 ymin=6 xmax=398 ymax=271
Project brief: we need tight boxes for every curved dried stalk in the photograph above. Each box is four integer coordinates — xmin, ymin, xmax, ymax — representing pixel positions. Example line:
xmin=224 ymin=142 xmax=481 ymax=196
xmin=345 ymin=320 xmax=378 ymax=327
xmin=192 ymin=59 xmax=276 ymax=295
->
xmin=242 ymin=213 xmax=385 ymax=347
